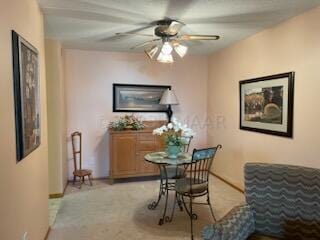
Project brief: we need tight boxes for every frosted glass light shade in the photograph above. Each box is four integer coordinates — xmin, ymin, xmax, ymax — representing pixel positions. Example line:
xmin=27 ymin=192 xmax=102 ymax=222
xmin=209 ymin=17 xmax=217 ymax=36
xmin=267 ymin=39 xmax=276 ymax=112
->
xmin=145 ymin=45 xmax=158 ymax=59
xmin=174 ymin=43 xmax=188 ymax=58
xmin=161 ymin=42 xmax=173 ymax=55
xmin=160 ymin=89 xmax=179 ymax=105
xmin=157 ymin=52 xmax=174 ymax=63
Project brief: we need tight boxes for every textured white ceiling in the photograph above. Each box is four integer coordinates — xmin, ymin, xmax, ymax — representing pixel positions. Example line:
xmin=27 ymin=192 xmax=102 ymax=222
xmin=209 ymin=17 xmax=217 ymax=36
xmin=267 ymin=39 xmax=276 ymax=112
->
xmin=38 ymin=0 xmax=320 ymax=54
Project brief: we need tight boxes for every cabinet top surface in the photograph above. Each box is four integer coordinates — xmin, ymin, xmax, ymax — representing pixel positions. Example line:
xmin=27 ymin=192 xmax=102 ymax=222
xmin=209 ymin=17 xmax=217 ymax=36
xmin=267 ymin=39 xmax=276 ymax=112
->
xmin=109 ymin=120 xmax=166 ymax=134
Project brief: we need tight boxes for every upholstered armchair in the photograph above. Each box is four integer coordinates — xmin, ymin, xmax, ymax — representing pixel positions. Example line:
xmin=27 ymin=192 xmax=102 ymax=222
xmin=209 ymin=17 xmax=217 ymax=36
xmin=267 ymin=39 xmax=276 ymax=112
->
xmin=202 ymin=163 xmax=320 ymax=240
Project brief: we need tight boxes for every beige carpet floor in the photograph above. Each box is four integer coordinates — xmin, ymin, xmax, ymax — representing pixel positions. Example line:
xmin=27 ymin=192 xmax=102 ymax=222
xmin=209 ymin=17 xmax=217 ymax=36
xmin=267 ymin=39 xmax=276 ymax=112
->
xmin=49 ymin=198 xmax=62 ymax=226
xmin=48 ymin=177 xmax=245 ymax=240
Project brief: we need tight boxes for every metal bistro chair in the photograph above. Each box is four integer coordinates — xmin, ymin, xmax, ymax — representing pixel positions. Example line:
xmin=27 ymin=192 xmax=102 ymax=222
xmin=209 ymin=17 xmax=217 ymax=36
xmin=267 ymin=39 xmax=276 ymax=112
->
xmin=71 ymin=132 xmax=93 ymax=188
xmin=148 ymin=136 xmax=193 ymax=212
xmin=181 ymin=135 xmax=193 ymax=153
xmin=174 ymin=145 xmax=222 ymax=240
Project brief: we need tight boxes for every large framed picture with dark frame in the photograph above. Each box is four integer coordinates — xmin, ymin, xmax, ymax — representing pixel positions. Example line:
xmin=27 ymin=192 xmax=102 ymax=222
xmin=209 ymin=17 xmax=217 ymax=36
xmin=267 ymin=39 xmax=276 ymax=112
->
xmin=12 ymin=30 xmax=41 ymax=161
xmin=113 ymin=84 xmax=171 ymax=112
xmin=239 ymin=72 xmax=294 ymax=138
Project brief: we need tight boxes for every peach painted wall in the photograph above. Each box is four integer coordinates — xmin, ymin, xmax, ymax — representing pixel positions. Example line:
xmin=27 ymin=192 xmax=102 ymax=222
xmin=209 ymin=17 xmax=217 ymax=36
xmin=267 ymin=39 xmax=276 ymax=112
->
xmin=208 ymin=6 xmax=320 ymax=189
xmin=64 ymin=50 xmax=208 ymax=179
xmin=45 ymin=39 xmax=68 ymax=194
xmin=0 ymin=0 xmax=49 ymax=239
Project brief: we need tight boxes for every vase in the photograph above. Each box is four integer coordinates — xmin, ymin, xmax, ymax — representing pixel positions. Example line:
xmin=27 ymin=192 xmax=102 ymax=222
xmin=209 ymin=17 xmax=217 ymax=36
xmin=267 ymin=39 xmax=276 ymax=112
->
xmin=166 ymin=145 xmax=181 ymax=159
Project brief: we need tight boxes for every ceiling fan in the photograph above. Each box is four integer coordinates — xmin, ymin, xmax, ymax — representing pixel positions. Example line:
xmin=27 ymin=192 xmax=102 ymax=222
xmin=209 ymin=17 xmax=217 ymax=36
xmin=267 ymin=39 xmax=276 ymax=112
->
xmin=115 ymin=18 xmax=220 ymax=63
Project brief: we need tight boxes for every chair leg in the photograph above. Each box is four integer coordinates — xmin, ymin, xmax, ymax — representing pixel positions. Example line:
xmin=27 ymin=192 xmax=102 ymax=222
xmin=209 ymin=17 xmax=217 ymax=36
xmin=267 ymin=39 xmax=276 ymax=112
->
xmin=189 ymin=196 xmax=194 ymax=240
xmin=88 ymin=174 xmax=93 ymax=186
xmin=82 ymin=176 xmax=85 ymax=183
xmin=73 ymin=175 xmax=76 ymax=185
xmin=207 ymin=193 xmax=216 ymax=222
xmin=169 ymin=192 xmax=178 ymax=222
xmin=177 ymin=194 xmax=184 ymax=211
xmin=181 ymin=195 xmax=192 ymax=218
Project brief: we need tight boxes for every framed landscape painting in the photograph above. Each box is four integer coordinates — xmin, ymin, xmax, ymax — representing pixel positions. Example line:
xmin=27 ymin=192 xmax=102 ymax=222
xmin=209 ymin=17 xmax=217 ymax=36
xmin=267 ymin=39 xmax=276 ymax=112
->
xmin=113 ymin=84 xmax=171 ymax=112
xmin=12 ymin=31 xmax=41 ymax=161
xmin=239 ymin=72 xmax=294 ymax=138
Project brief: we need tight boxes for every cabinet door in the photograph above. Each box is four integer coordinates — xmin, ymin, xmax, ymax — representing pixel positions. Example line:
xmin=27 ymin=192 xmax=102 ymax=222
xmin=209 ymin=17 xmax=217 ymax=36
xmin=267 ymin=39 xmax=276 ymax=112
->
xmin=137 ymin=151 xmax=158 ymax=174
xmin=156 ymin=135 xmax=166 ymax=151
xmin=111 ymin=134 xmax=137 ymax=176
xmin=136 ymin=134 xmax=158 ymax=174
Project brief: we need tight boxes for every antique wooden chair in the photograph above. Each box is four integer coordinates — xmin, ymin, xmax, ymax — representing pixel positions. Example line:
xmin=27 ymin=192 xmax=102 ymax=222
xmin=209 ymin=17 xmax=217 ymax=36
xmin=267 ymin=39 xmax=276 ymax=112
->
xmin=71 ymin=131 xmax=93 ymax=188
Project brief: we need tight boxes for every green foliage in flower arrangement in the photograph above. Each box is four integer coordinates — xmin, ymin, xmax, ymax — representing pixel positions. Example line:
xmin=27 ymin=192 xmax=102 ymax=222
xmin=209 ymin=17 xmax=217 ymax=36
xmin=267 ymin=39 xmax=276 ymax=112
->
xmin=109 ymin=115 xmax=145 ymax=131
xmin=166 ymin=134 xmax=184 ymax=146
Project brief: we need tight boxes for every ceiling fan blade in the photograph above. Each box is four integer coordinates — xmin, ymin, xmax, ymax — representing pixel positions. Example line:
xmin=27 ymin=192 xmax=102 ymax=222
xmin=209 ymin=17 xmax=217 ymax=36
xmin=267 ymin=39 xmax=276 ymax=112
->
xmin=60 ymin=0 xmax=152 ymax=23
xmin=178 ymin=35 xmax=220 ymax=41
xmin=41 ymin=6 xmax=146 ymax=24
xmin=115 ymin=32 xmax=154 ymax=37
xmin=99 ymin=23 xmax=157 ymax=41
xmin=130 ymin=39 xmax=161 ymax=49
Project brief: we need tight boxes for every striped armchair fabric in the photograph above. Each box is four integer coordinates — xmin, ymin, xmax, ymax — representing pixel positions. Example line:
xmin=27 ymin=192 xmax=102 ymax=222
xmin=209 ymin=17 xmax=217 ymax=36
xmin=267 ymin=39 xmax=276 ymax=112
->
xmin=202 ymin=204 xmax=255 ymax=240
xmin=202 ymin=163 xmax=320 ymax=240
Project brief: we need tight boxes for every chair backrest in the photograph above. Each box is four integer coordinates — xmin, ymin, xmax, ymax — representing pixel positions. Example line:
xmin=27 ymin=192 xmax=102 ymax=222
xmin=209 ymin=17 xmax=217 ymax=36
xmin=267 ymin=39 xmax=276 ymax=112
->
xmin=181 ymin=136 xmax=193 ymax=153
xmin=245 ymin=163 xmax=320 ymax=239
xmin=188 ymin=145 xmax=222 ymax=189
xmin=71 ymin=131 xmax=82 ymax=172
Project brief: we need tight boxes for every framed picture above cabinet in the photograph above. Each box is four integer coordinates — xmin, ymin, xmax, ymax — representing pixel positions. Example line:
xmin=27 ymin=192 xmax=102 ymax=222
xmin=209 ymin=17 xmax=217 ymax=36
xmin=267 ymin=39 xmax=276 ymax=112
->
xmin=12 ymin=30 xmax=41 ymax=161
xmin=239 ymin=72 xmax=295 ymax=138
xmin=113 ymin=84 xmax=171 ymax=112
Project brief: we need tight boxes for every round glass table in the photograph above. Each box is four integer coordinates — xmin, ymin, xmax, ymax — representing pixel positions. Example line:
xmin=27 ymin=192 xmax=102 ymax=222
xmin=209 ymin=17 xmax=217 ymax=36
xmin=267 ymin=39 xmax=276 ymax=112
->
xmin=145 ymin=151 xmax=192 ymax=165
xmin=144 ymin=151 xmax=192 ymax=225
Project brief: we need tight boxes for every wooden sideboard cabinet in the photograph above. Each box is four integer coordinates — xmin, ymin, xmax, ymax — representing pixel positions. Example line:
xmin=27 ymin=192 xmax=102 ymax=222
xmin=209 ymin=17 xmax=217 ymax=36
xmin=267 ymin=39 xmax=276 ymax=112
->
xmin=109 ymin=121 xmax=166 ymax=183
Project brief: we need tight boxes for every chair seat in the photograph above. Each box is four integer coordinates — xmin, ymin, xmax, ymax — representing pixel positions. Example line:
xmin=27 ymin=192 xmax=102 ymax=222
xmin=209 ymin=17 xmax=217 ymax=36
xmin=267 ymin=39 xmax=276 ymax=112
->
xmin=175 ymin=177 xmax=208 ymax=194
xmin=160 ymin=166 xmax=186 ymax=179
xmin=73 ymin=169 xmax=92 ymax=177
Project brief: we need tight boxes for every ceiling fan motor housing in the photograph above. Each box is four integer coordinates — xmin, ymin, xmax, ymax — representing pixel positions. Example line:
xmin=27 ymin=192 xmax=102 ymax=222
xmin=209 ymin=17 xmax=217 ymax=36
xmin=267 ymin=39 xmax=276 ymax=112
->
xmin=155 ymin=26 xmax=177 ymax=37
xmin=154 ymin=19 xmax=178 ymax=37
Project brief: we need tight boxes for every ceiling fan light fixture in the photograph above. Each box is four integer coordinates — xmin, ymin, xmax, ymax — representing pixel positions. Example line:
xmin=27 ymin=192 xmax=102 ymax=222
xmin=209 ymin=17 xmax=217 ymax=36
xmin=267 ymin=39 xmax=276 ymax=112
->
xmin=174 ymin=43 xmax=188 ymax=58
xmin=161 ymin=42 xmax=173 ymax=55
xmin=116 ymin=18 xmax=221 ymax=63
xmin=145 ymin=45 xmax=159 ymax=59
xmin=157 ymin=52 xmax=174 ymax=63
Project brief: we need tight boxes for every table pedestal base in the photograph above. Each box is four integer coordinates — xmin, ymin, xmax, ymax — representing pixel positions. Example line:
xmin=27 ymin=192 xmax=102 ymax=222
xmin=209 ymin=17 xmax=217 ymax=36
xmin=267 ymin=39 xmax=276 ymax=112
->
xmin=147 ymin=165 xmax=184 ymax=225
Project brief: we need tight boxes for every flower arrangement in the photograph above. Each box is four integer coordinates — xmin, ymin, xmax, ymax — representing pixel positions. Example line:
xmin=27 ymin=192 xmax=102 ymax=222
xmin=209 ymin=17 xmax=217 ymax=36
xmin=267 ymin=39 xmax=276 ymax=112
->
xmin=153 ymin=118 xmax=195 ymax=158
xmin=109 ymin=115 xmax=145 ymax=131
xmin=152 ymin=118 xmax=195 ymax=147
